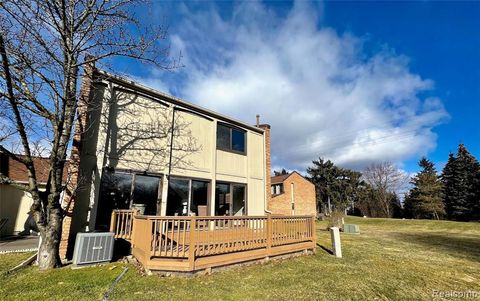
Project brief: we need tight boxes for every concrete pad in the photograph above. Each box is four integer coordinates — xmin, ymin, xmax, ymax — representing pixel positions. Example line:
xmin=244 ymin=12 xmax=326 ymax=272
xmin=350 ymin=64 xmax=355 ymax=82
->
xmin=0 ymin=235 xmax=39 ymax=253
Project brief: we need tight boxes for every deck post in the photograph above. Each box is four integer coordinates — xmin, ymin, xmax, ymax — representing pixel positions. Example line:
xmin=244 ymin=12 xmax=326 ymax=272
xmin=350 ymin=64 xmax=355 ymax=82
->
xmin=131 ymin=215 xmax=138 ymax=248
xmin=109 ymin=210 xmax=116 ymax=233
xmin=311 ymin=216 xmax=316 ymax=253
xmin=266 ymin=214 xmax=272 ymax=257
xmin=188 ymin=216 xmax=196 ymax=271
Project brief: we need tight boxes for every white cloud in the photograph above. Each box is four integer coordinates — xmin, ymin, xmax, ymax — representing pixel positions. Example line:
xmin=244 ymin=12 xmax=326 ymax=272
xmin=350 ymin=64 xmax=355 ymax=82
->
xmin=142 ymin=1 xmax=449 ymax=171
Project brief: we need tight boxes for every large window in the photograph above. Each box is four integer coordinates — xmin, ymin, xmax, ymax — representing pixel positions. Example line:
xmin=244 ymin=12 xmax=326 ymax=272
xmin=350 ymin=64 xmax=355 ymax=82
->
xmin=215 ymin=183 xmax=230 ymax=216
xmin=96 ymin=170 xmax=162 ymax=230
xmin=215 ymin=182 xmax=246 ymax=216
xmin=132 ymin=175 xmax=160 ymax=215
xmin=166 ymin=178 xmax=209 ymax=216
xmin=216 ymin=123 xmax=246 ymax=154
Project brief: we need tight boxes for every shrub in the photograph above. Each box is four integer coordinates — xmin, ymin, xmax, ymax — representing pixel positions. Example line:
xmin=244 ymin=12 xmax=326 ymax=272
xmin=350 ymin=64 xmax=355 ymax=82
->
xmin=326 ymin=211 xmax=344 ymax=230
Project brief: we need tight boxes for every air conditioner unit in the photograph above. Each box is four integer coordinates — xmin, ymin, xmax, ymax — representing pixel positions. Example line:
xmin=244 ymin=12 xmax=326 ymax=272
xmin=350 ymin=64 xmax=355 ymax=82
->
xmin=343 ymin=224 xmax=360 ymax=234
xmin=72 ymin=232 xmax=114 ymax=266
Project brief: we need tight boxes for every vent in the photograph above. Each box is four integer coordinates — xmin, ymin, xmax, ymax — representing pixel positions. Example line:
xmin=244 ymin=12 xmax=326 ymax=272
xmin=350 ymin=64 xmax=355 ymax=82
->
xmin=72 ymin=232 xmax=114 ymax=266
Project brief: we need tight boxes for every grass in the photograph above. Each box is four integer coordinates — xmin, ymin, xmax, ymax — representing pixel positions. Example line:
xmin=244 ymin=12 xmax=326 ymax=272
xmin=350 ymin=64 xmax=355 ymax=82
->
xmin=1 ymin=216 xmax=479 ymax=300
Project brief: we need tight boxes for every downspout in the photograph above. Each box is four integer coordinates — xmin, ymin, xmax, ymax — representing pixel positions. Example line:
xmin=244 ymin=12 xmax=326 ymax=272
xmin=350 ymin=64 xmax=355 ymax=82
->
xmin=264 ymin=158 xmax=272 ymax=215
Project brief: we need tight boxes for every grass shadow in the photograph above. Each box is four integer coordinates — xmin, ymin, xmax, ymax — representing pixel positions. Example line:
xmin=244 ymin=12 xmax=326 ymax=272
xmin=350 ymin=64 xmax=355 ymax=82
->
xmin=316 ymin=243 xmax=333 ymax=255
xmin=393 ymin=232 xmax=480 ymax=262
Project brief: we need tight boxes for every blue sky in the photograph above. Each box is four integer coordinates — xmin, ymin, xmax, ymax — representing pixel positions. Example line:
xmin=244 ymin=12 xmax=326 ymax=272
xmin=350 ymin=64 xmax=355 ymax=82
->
xmin=112 ymin=1 xmax=480 ymax=174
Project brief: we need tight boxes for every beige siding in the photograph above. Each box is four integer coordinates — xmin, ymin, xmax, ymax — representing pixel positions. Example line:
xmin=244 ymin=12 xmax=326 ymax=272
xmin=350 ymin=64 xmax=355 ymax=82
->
xmin=0 ymin=184 xmax=33 ymax=235
xmin=171 ymin=110 xmax=213 ymax=178
xmin=216 ymin=150 xmax=247 ymax=179
xmin=247 ymin=178 xmax=265 ymax=215
xmin=247 ymin=132 xmax=265 ymax=180
xmin=103 ymin=88 xmax=171 ymax=173
xmin=86 ymin=79 xmax=267 ymax=221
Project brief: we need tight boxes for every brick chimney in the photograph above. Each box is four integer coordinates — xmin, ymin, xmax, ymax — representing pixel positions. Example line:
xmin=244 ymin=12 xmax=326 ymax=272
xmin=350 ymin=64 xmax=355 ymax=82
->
xmin=257 ymin=115 xmax=271 ymax=212
xmin=59 ymin=56 xmax=96 ymax=259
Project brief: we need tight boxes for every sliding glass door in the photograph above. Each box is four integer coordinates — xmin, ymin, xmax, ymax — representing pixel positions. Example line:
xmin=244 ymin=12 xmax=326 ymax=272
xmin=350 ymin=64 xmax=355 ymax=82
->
xmin=166 ymin=178 xmax=209 ymax=216
xmin=96 ymin=172 xmax=133 ymax=230
xmin=132 ymin=175 xmax=161 ymax=215
xmin=215 ymin=182 xmax=246 ymax=216
xmin=232 ymin=185 xmax=246 ymax=216
xmin=96 ymin=170 xmax=162 ymax=230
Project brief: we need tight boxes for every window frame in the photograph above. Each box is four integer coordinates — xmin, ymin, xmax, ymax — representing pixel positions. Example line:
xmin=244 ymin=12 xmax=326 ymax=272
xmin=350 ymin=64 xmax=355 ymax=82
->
xmin=216 ymin=122 xmax=247 ymax=155
xmin=215 ymin=181 xmax=248 ymax=216
xmin=167 ymin=176 xmax=210 ymax=216
xmin=271 ymin=183 xmax=284 ymax=196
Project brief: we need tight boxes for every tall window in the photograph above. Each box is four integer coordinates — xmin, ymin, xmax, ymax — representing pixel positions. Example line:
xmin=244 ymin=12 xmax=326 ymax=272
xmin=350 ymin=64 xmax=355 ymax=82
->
xmin=215 ymin=182 xmax=246 ymax=216
xmin=167 ymin=178 xmax=209 ymax=216
xmin=96 ymin=170 xmax=162 ymax=230
xmin=216 ymin=123 xmax=246 ymax=154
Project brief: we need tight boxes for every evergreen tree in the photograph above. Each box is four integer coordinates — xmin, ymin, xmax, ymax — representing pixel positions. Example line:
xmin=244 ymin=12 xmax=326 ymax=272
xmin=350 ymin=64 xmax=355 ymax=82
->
xmin=273 ymin=169 xmax=289 ymax=176
xmin=306 ymin=158 xmax=361 ymax=213
xmin=389 ymin=192 xmax=404 ymax=218
xmin=406 ymin=157 xmax=444 ymax=219
xmin=307 ymin=159 xmax=338 ymax=213
xmin=442 ymin=153 xmax=458 ymax=218
xmin=403 ymin=191 xmax=415 ymax=219
xmin=442 ymin=144 xmax=480 ymax=220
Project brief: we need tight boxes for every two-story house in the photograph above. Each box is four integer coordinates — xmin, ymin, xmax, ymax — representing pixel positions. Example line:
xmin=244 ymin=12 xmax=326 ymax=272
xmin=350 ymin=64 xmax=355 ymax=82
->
xmin=59 ymin=63 xmax=272 ymax=258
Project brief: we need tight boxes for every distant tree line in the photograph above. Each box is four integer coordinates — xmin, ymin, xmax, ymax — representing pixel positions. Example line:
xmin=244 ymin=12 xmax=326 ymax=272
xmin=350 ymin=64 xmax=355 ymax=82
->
xmin=306 ymin=159 xmax=406 ymax=218
xmin=306 ymin=143 xmax=480 ymax=221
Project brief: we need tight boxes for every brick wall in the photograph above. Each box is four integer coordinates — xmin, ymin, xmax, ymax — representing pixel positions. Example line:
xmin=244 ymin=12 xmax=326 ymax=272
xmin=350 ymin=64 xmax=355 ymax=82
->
xmin=269 ymin=172 xmax=316 ymax=216
xmin=59 ymin=58 xmax=95 ymax=259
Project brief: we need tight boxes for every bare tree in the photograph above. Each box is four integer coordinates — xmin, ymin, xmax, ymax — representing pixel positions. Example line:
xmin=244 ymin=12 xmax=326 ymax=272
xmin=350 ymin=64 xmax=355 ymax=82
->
xmin=362 ymin=162 xmax=409 ymax=217
xmin=0 ymin=0 xmax=176 ymax=270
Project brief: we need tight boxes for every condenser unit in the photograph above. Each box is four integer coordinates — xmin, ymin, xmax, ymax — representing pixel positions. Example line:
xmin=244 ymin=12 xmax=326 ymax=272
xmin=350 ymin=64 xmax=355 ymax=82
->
xmin=343 ymin=224 xmax=360 ymax=234
xmin=72 ymin=232 xmax=114 ymax=266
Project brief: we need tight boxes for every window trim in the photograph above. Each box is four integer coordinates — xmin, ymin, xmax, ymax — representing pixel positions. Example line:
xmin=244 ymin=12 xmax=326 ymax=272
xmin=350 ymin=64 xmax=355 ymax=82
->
xmin=216 ymin=122 xmax=247 ymax=155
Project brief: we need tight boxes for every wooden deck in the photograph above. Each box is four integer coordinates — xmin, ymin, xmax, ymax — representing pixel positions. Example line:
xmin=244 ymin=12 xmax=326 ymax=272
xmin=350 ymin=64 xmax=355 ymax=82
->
xmin=110 ymin=210 xmax=316 ymax=272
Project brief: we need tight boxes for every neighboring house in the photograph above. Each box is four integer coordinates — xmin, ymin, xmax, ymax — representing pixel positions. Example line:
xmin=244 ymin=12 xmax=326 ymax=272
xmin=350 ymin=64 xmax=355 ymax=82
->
xmin=269 ymin=171 xmax=316 ymax=216
xmin=0 ymin=154 xmax=50 ymax=236
xmin=60 ymin=63 xmax=272 ymax=258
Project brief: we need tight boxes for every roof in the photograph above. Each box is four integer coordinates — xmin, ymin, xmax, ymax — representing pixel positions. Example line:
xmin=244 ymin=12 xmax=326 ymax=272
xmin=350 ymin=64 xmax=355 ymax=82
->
xmin=271 ymin=173 xmax=291 ymax=184
xmin=94 ymin=69 xmax=265 ymax=134
xmin=0 ymin=155 xmax=68 ymax=185
xmin=271 ymin=171 xmax=311 ymax=185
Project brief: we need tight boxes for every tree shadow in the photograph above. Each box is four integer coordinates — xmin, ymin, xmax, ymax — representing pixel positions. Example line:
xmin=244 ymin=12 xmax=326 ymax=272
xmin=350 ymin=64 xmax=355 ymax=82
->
xmin=105 ymin=87 xmax=200 ymax=172
xmin=392 ymin=232 xmax=480 ymax=262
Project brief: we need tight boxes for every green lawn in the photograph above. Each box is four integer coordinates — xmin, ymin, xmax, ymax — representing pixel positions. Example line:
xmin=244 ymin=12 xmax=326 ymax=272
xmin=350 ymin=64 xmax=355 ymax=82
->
xmin=1 ymin=217 xmax=479 ymax=300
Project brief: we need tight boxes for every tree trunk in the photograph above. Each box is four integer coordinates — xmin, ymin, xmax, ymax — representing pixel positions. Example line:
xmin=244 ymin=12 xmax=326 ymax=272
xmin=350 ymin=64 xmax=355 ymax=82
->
xmin=37 ymin=208 xmax=63 ymax=270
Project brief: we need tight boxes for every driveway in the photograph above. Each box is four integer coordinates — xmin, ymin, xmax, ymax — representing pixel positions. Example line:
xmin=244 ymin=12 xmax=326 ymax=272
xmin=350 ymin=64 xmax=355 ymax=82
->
xmin=0 ymin=236 xmax=39 ymax=253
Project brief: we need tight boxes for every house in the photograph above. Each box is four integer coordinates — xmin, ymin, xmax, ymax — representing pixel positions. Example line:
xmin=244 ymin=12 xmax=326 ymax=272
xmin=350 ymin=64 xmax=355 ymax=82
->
xmin=59 ymin=63 xmax=273 ymax=258
xmin=0 ymin=154 xmax=49 ymax=236
xmin=269 ymin=171 xmax=316 ymax=216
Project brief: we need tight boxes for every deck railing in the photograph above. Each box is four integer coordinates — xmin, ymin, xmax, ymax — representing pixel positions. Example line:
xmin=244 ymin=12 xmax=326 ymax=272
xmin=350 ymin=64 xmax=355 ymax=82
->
xmin=110 ymin=209 xmax=136 ymax=240
xmin=110 ymin=209 xmax=316 ymax=272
